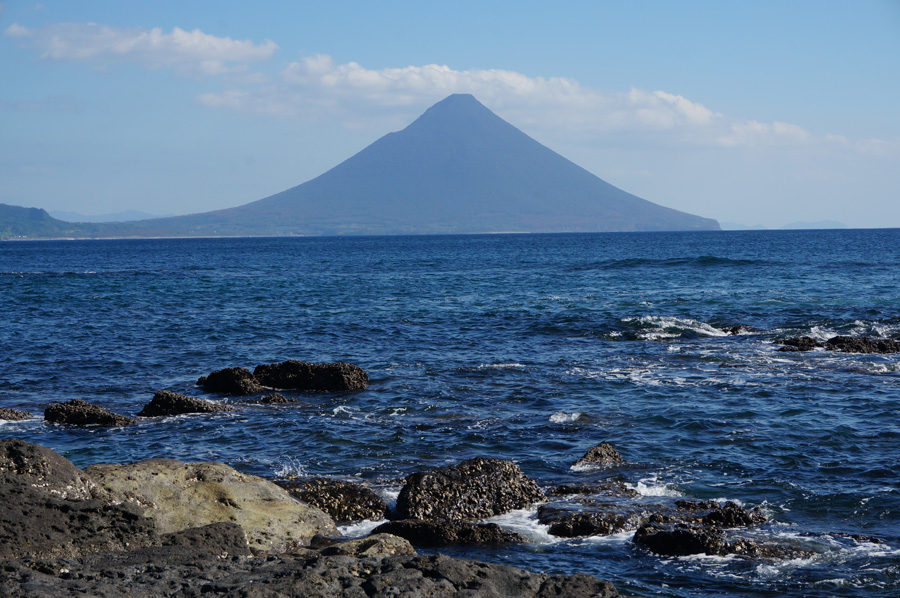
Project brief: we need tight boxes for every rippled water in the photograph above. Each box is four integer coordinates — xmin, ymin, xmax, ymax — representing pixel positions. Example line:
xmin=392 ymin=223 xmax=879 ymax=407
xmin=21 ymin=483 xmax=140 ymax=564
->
xmin=1 ymin=230 xmax=898 ymax=597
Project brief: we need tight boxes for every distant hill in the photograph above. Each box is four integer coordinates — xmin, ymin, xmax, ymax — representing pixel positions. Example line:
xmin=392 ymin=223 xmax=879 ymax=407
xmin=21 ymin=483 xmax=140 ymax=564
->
xmin=49 ymin=209 xmax=170 ymax=223
xmin=2 ymin=94 xmax=719 ymax=239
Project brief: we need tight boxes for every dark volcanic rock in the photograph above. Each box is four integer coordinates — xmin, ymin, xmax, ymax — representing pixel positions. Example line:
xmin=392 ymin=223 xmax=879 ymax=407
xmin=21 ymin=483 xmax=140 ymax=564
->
xmin=197 ymin=366 xmax=264 ymax=395
xmin=777 ymin=336 xmax=823 ymax=352
xmin=633 ymin=501 xmax=783 ymax=558
xmin=0 ymin=439 xmax=158 ymax=560
xmin=253 ymin=360 xmax=368 ymax=391
xmin=0 ymin=552 xmax=621 ymax=598
xmin=548 ymin=481 xmax=640 ymax=498
xmin=0 ymin=408 xmax=30 ymax=421
xmin=275 ymin=477 xmax=388 ymax=522
xmin=825 ymin=335 xmax=900 ymax=354
xmin=159 ymin=522 xmax=252 ymax=556
xmin=136 ymin=390 xmax=234 ymax=417
xmin=572 ymin=442 xmax=624 ymax=469
xmin=44 ymin=399 xmax=135 ymax=427
xmin=537 ymin=505 xmax=645 ymax=538
xmin=396 ymin=457 xmax=545 ymax=521
xmin=245 ymin=392 xmax=298 ymax=404
xmin=373 ymin=519 xmax=525 ymax=547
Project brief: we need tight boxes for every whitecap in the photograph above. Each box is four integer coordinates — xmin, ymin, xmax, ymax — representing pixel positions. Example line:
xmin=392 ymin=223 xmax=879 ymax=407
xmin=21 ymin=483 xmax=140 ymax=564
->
xmin=626 ymin=478 xmax=683 ymax=497
xmin=273 ymin=457 xmax=308 ymax=478
xmin=483 ymin=507 xmax=558 ymax=544
xmin=549 ymin=411 xmax=582 ymax=424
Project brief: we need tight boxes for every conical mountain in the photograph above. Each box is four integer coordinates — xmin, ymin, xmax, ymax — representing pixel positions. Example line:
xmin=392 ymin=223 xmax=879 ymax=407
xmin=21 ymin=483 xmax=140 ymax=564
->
xmin=181 ymin=93 xmax=716 ymax=235
xmin=1 ymin=94 xmax=719 ymax=239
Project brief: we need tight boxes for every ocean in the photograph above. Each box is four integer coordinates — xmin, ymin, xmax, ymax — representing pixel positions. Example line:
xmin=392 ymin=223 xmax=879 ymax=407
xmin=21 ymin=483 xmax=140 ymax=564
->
xmin=1 ymin=229 xmax=898 ymax=597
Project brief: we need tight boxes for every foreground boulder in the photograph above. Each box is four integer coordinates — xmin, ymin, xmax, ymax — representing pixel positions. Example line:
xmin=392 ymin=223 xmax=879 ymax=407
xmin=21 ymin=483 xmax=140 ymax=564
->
xmin=253 ymin=360 xmax=368 ymax=391
xmin=197 ymin=366 xmax=264 ymax=395
xmin=136 ymin=390 xmax=235 ymax=417
xmin=318 ymin=533 xmax=416 ymax=558
xmin=85 ymin=458 xmax=337 ymax=553
xmin=0 ymin=439 xmax=158 ymax=560
xmin=572 ymin=442 xmax=624 ymax=469
xmin=0 ymin=552 xmax=621 ymax=598
xmin=275 ymin=477 xmax=388 ymax=522
xmin=0 ymin=408 xmax=30 ymax=421
xmin=373 ymin=519 xmax=525 ymax=547
xmin=44 ymin=399 xmax=135 ymax=427
xmin=396 ymin=457 xmax=545 ymax=520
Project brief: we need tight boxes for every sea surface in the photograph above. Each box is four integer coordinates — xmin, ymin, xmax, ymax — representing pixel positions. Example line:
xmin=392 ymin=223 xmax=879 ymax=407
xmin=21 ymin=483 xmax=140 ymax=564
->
xmin=1 ymin=230 xmax=898 ymax=597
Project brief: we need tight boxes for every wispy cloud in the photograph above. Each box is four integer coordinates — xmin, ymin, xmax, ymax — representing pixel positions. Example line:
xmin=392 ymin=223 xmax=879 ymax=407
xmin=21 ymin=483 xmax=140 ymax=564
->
xmin=4 ymin=22 xmax=277 ymax=75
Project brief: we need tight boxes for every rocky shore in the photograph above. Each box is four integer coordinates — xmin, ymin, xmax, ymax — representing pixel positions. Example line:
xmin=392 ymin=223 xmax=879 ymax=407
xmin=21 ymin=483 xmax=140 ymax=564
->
xmin=0 ymin=438 xmax=621 ymax=597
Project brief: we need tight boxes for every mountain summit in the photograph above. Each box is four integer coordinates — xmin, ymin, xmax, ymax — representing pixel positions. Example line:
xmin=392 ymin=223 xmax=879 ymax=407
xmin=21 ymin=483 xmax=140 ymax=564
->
xmin=1 ymin=94 xmax=718 ymax=239
xmin=189 ymin=93 xmax=717 ymax=235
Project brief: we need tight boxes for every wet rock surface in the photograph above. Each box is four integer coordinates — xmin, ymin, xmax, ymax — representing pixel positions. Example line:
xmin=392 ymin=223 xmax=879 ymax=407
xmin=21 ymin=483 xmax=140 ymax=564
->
xmin=538 ymin=505 xmax=646 ymax=538
xmin=136 ymin=390 xmax=235 ymax=417
xmin=0 ymin=408 xmax=30 ymax=421
xmin=44 ymin=399 xmax=135 ymax=427
xmin=396 ymin=457 xmax=545 ymax=520
xmin=572 ymin=442 xmax=624 ymax=469
xmin=373 ymin=519 xmax=525 ymax=547
xmin=245 ymin=392 xmax=298 ymax=404
xmin=253 ymin=360 xmax=368 ymax=391
xmin=275 ymin=477 xmax=388 ymax=523
xmin=197 ymin=366 xmax=264 ymax=395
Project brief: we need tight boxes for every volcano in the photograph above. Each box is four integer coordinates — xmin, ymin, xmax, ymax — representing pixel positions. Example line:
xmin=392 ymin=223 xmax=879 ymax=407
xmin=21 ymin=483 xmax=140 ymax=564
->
xmin=3 ymin=94 xmax=719 ymax=238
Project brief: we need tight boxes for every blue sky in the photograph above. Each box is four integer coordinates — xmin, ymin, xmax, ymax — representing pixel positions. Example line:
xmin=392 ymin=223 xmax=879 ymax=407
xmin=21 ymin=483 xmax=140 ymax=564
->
xmin=2 ymin=0 xmax=899 ymax=228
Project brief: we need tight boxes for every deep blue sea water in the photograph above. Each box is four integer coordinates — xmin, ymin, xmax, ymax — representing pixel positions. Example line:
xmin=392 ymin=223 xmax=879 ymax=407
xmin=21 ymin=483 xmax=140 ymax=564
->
xmin=1 ymin=230 xmax=898 ymax=597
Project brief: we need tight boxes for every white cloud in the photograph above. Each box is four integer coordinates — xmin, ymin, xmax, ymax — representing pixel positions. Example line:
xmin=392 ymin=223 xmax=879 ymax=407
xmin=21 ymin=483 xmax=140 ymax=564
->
xmin=4 ymin=22 xmax=277 ymax=74
xmin=195 ymin=53 xmax=838 ymax=151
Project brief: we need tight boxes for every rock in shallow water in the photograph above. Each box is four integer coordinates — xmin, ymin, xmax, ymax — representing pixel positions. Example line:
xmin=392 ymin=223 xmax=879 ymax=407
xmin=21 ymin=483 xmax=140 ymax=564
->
xmin=85 ymin=458 xmax=336 ymax=553
xmin=572 ymin=442 xmax=623 ymax=469
xmin=44 ymin=399 xmax=135 ymax=427
xmin=197 ymin=366 xmax=264 ymax=395
xmin=0 ymin=408 xmax=30 ymax=421
xmin=136 ymin=390 xmax=234 ymax=417
xmin=396 ymin=457 xmax=545 ymax=521
xmin=253 ymin=360 xmax=368 ymax=391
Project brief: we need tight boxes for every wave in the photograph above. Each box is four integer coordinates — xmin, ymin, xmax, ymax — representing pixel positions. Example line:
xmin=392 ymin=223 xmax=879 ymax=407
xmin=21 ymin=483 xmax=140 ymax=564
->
xmin=620 ymin=316 xmax=731 ymax=340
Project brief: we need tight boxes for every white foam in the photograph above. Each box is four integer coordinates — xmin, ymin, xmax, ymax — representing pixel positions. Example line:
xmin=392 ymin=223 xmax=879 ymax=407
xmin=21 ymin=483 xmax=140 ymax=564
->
xmin=273 ymin=457 xmax=308 ymax=478
xmin=476 ymin=363 xmax=526 ymax=370
xmin=627 ymin=478 xmax=683 ymax=497
xmin=338 ymin=519 xmax=388 ymax=538
xmin=483 ymin=507 xmax=558 ymax=544
xmin=623 ymin=315 xmax=730 ymax=340
xmin=550 ymin=411 xmax=582 ymax=424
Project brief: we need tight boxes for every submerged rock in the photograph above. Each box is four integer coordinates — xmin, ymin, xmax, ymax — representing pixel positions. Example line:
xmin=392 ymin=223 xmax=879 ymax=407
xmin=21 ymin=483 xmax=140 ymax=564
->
xmin=547 ymin=481 xmax=639 ymax=498
xmin=824 ymin=335 xmax=900 ymax=354
xmin=396 ymin=457 xmax=545 ymax=521
xmin=244 ymin=392 xmax=298 ymax=404
xmin=136 ymin=390 xmax=234 ymax=417
xmin=197 ymin=366 xmax=264 ymax=395
xmin=572 ymin=442 xmax=624 ymax=469
xmin=85 ymin=458 xmax=336 ymax=553
xmin=0 ymin=408 xmax=30 ymax=421
xmin=537 ymin=505 xmax=646 ymax=538
xmin=44 ymin=399 xmax=135 ymax=427
xmin=253 ymin=360 xmax=368 ymax=391
xmin=373 ymin=519 xmax=525 ymax=547
xmin=276 ymin=477 xmax=388 ymax=523
xmin=777 ymin=336 xmax=823 ymax=352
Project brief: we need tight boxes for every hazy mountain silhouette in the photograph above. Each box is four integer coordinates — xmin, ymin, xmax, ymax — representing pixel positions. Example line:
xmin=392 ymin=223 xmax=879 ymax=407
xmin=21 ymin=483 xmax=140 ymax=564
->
xmin=2 ymin=94 xmax=718 ymax=239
